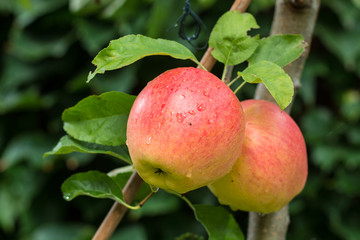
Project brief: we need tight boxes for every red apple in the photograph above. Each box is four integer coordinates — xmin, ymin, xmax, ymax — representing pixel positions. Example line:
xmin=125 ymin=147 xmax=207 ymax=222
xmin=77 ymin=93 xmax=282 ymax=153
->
xmin=208 ymin=99 xmax=308 ymax=213
xmin=126 ymin=67 xmax=245 ymax=193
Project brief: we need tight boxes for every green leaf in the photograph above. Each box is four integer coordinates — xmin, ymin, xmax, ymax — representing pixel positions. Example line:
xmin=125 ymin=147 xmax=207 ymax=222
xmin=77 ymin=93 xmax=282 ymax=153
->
xmin=240 ymin=61 xmax=294 ymax=110
xmin=209 ymin=11 xmax=259 ymax=65
xmin=248 ymin=34 xmax=305 ymax=67
xmin=8 ymin=26 xmax=75 ymax=62
xmin=2 ymin=132 xmax=56 ymax=169
xmin=61 ymin=169 xmax=149 ymax=209
xmin=88 ymin=34 xmax=200 ymax=82
xmin=193 ymin=204 xmax=244 ymax=240
xmin=28 ymin=223 xmax=95 ymax=240
xmin=14 ymin=0 xmax=68 ymax=27
xmin=110 ymin=224 xmax=147 ymax=240
xmin=108 ymin=167 xmax=152 ymax=205
xmin=43 ymin=135 xmax=131 ymax=164
xmin=62 ymin=91 xmax=136 ymax=146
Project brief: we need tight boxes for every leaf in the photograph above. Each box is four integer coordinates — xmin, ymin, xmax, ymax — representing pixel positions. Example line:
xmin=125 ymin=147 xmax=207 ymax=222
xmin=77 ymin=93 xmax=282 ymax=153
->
xmin=61 ymin=169 xmax=150 ymax=209
xmin=209 ymin=11 xmax=259 ymax=65
xmin=248 ymin=34 xmax=305 ymax=67
xmin=240 ymin=61 xmax=294 ymax=110
xmin=108 ymin=167 xmax=152 ymax=205
xmin=8 ymin=26 xmax=74 ymax=62
xmin=88 ymin=34 xmax=200 ymax=82
xmin=2 ymin=132 xmax=56 ymax=169
xmin=28 ymin=223 xmax=95 ymax=240
xmin=193 ymin=204 xmax=244 ymax=240
xmin=110 ymin=224 xmax=147 ymax=240
xmin=43 ymin=135 xmax=131 ymax=164
xmin=62 ymin=91 xmax=136 ymax=146
xmin=14 ymin=0 xmax=68 ymax=27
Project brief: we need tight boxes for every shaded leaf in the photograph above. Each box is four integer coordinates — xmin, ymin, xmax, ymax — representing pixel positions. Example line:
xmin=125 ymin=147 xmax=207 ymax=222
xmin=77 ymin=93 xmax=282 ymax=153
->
xmin=209 ymin=11 xmax=259 ymax=65
xmin=316 ymin=24 xmax=360 ymax=72
xmin=13 ymin=0 xmax=68 ymax=27
xmin=28 ymin=223 xmax=95 ymax=240
xmin=110 ymin=224 xmax=147 ymax=240
xmin=193 ymin=204 xmax=244 ymax=240
xmin=88 ymin=34 xmax=200 ymax=82
xmin=8 ymin=27 xmax=74 ymax=62
xmin=2 ymin=132 xmax=56 ymax=169
xmin=240 ymin=61 xmax=294 ymax=110
xmin=62 ymin=91 xmax=136 ymax=146
xmin=43 ymin=135 xmax=131 ymax=164
xmin=108 ymin=166 xmax=152 ymax=205
xmin=62 ymin=171 xmax=124 ymax=202
xmin=61 ymin=168 xmax=151 ymax=209
xmin=248 ymin=34 xmax=305 ymax=67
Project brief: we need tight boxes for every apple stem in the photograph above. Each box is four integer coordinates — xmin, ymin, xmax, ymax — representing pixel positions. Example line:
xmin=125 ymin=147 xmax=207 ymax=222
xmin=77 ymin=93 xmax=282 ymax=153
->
xmin=233 ymin=81 xmax=247 ymax=95
xmin=227 ymin=74 xmax=242 ymax=88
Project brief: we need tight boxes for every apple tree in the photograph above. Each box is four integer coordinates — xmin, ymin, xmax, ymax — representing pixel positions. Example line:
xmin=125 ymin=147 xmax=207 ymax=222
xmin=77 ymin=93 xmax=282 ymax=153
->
xmin=44 ymin=0 xmax=320 ymax=239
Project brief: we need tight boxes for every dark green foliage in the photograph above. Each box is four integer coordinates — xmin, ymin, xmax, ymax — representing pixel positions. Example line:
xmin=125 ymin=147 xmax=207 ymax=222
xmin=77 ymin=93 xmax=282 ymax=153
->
xmin=0 ymin=0 xmax=359 ymax=239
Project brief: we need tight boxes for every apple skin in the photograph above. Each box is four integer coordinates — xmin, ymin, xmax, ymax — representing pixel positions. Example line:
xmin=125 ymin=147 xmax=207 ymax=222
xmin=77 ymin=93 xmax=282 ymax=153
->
xmin=126 ymin=67 xmax=245 ymax=193
xmin=208 ymin=99 xmax=308 ymax=214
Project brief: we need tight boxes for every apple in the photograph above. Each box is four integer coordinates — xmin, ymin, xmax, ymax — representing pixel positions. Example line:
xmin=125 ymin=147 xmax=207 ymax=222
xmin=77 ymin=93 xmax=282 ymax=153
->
xmin=208 ymin=99 xmax=308 ymax=214
xmin=126 ymin=67 xmax=245 ymax=193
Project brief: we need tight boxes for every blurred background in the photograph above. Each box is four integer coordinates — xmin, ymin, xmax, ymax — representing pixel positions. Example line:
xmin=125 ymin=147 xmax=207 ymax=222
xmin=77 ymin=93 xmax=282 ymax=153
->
xmin=0 ymin=0 xmax=359 ymax=239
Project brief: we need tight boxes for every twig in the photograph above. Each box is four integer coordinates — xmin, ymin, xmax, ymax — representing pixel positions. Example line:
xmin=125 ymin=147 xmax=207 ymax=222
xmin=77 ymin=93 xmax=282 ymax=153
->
xmin=198 ymin=0 xmax=252 ymax=70
xmin=247 ymin=0 xmax=321 ymax=239
xmin=92 ymin=171 xmax=144 ymax=240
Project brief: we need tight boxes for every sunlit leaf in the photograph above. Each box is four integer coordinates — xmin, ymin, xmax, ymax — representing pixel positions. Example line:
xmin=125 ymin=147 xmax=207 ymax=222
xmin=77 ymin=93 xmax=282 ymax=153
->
xmin=248 ymin=34 xmax=305 ymax=67
xmin=62 ymin=91 xmax=136 ymax=146
xmin=44 ymin=135 xmax=131 ymax=164
xmin=88 ymin=34 xmax=200 ymax=82
xmin=240 ymin=61 xmax=294 ymax=110
xmin=209 ymin=11 xmax=259 ymax=65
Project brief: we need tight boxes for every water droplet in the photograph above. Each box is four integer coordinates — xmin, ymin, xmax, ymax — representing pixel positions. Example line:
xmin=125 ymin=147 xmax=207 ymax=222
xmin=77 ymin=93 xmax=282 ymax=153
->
xmin=150 ymin=185 xmax=160 ymax=192
xmin=146 ymin=136 xmax=152 ymax=145
xmin=188 ymin=110 xmax=196 ymax=115
xmin=180 ymin=94 xmax=186 ymax=99
xmin=64 ymin=193 xmax=71 ymax=201
xmin=203 ymin=91 xmax=210 ymax=97
xmin=176 ymin=112 xmax=186 ymax=123
xmin=208 ymin=119 xmax=215 ymax=124
xmin=257 ymin=212 xmax=266 ymax=217
xmin=197 ymin=104 xmax=206 ymax=112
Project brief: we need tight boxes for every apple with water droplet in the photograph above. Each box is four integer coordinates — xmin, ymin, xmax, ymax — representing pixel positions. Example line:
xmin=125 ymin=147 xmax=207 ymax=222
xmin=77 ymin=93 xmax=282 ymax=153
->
xmin=126 ymin=67 xmax=245 ymax=193
xmin=208 ymin=99 xmax=308 ymax=213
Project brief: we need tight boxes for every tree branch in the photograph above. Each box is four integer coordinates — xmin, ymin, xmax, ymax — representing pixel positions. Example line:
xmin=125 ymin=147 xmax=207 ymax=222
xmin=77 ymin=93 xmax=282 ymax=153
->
xmin=247 ymin=1 xmax=321 ymax=240
xmin=92 ymin=171 xmax=143 ymax=240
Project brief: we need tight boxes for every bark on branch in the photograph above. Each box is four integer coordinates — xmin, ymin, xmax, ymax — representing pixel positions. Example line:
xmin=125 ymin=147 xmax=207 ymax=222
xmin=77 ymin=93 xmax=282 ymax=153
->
xmin=247 ymin=1 xmax=320 ymax=240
